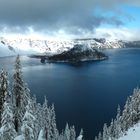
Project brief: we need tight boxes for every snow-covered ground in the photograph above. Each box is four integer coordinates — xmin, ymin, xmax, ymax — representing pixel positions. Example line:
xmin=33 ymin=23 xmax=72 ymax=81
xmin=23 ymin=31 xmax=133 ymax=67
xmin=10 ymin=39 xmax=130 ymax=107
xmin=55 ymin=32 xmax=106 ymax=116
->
xmin=118 ymin=123 xmax=140 ymax=140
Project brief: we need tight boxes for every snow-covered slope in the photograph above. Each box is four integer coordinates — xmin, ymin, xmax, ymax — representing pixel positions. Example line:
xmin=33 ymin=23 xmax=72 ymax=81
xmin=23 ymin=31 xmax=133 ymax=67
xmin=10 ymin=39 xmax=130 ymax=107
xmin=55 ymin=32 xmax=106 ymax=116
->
xmin=74 ymin=39 xmax=124 ymax=49
xmin=0 ymin=37 xmax=74 ymax=56
xmin=0 ymin=37 xmax=139 ymax=57
xmin=118 ymin=123 xmax=140 ymax=140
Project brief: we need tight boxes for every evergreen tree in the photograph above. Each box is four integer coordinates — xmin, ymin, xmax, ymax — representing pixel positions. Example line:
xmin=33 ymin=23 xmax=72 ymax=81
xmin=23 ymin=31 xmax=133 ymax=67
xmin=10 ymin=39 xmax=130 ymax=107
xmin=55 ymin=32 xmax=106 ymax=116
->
xmin=114 ymin=105 xmax=122 ymax=139
xmin=58 ymin=132 xmax=65 ymax=140
xmin=102 ymin=123 xmax=109 ymax=140
xmin=95 ymin=136 xmax=98 ymax=140
xmin=12 ymin=55 xmax=30 ymax=132
xmin=42 ymin=96 xmax=50 ymax=140
xmin=21 ymin=99 xmax=36 ymax=140
xmin=0 ymin=97 xmax=17 ymax=140
xmin=0 ymin=70 xmax=9 ymax=126
xmin=77 ymin=129 xmax=83 ymax=140
xmin=36 ymin=103 xmax=44 ymax=139
xmin=70 ymin=126 xmax=76 ymax=140
xmin=50 ymin=104 xmax=59 ymax=140
xmin=32 ymin=96 xmax=42 ymax=139
xmin=98 ymin=132 xmax=102 ymax=140
xmin=64 ymin=123 xmax=70 ymax=140
xmin=108 ymin=119 xmax=115 ymax=139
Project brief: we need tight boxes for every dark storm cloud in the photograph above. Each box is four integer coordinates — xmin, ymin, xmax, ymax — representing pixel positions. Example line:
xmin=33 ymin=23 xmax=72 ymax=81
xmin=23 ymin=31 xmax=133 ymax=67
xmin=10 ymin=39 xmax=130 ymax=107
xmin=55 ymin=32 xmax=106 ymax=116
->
xmin=0 ymin=0 xmax=136 ymax=34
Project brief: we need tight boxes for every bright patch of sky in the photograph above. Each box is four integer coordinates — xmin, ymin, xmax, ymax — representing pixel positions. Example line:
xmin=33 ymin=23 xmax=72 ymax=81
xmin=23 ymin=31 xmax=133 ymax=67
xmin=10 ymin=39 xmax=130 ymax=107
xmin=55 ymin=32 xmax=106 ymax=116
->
xmin=121 ymin=5 xmax=140 ymax=29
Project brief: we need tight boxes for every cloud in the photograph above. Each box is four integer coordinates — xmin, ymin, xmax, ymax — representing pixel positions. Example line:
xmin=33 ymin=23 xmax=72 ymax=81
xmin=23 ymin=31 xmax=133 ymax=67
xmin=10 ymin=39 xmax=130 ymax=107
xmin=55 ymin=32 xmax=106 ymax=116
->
xmin=0 ymin=0 xmax=139 ymax=37
xmin=93 ymin=27 xmax=140 ymax=41
xmin=0 ymin=0 xmax=125 ymax=33
xmin=123 ymin=0 xmax=140 ymax=6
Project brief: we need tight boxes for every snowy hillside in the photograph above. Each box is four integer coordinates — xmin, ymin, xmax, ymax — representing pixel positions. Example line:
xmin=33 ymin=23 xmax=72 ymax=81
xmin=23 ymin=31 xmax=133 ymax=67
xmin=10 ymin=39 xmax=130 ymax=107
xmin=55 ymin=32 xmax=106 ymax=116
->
xmin=1 ymin=37 xmax=140 ymax=57
xmin=0 ymin=37 xmax=74 ymax=56
xmin=74 ymin=38 xmax=124 ymax=49
xmin=118 ymin=123 xmax=140 ymax=140
xmin=0 ymin=37 xmax=127 ymax=57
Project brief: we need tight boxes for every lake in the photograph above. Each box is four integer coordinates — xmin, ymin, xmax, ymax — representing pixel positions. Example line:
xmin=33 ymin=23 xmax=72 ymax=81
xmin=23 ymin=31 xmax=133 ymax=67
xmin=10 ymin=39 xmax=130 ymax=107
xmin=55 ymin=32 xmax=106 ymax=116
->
xmin=0 ymin=48 xmax=140 ymax=140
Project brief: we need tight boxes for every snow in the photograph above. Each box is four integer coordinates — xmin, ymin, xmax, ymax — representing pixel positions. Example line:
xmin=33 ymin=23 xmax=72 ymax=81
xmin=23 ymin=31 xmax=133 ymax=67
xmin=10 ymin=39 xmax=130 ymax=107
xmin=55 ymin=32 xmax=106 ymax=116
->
xmin=23 ymin=111 xmax=36 ymax=121
xmin=38 ymin=129 xmax=46 ymax=140
xmin=118 ymin=122 xmax=140 ymax=140
xmin=77 ymin=135 xmax=83 ymax=140
xmin=14 ymin=135 xmax=25 ymax=140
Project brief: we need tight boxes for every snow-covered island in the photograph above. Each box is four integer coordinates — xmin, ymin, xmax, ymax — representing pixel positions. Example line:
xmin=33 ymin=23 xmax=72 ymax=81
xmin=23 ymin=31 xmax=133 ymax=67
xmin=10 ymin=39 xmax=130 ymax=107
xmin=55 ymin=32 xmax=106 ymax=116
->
xmin=47 ymin=44 xmax=108 ymax=63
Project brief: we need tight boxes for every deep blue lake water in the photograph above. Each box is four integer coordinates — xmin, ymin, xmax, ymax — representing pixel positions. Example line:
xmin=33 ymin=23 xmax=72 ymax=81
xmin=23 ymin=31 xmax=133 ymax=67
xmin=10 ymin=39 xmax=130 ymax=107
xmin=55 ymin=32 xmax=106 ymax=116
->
xmin=1 ymin=48 xmax=140 ymax=139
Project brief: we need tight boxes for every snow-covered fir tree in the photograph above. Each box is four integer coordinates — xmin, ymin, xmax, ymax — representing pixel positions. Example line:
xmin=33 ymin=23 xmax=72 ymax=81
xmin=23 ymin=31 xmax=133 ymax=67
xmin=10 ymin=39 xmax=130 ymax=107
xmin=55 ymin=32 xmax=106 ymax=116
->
xmin=42 ymin=96 xmax=50 ymax=139
xmin=0 ymin=88 xmax=17 ymax=140
xmin=77 ymin=129 xmax=83 ymax=140
xmin=12 ymin=55 xmax=30 ymax=132
xmin=49 ymin=104 xmax=59 ymax=140
xmin=70 ymin=126 xmax=76 ymax=140
xmin=64 ymin=123 xmax=70 ymax=140
xmin=0 ymin=70 xmax=9 ymax=126
xmin=21 ymin=99 xmax=36 ymax=140
xmin=102 ymin=123 xmax=109 ymax=140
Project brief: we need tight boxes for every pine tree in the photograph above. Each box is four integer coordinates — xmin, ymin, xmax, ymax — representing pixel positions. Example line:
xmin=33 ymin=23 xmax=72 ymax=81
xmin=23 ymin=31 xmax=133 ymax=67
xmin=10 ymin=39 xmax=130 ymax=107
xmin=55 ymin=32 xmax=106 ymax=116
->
xmin=36 ymin=103 xmax=44 ymax=138
xmin=112 ymin=105 xmax=122 ymax=139
xmin=32 ymin=96 xmax=42 ymax=139
xmin=0 ymin=97 xmax=17 ymax=140
xmin=58 ymin=132 xmax=65 ymax=140
xmin=95 ymin=136 xmax=98 ymax=140
xmin=108 ymin=119 xmax=115 ymax=139
xmin=70 ymin=126 xmax=76 ymax=140
xmin=42 ymin=96 xmax=50 ymax=139
xmin=102 ymin=123 xmax=109 ymax=140
xmin=64 ymin=123 xmax=70 ymax=140
xmin=50 ymin=104 xmax=59 ymax=140
xmin=98 ymin=132 xmax=102 ymax=140
xmin=12 ymin=55 xmax=30 ymax=132
xmin=0 ymin=70 xmax=9 ymax=126
xmin=77 ymin=129 xmax=83 ymax=140
xmin=21 ymin=99 xmax=36 ymax=140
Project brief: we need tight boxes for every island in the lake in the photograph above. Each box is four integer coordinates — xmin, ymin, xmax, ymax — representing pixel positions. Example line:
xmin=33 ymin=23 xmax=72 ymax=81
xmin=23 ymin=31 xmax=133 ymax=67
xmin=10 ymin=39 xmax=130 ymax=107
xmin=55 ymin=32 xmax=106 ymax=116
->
xmin=30 ymin=44 xmax=108 ymax=63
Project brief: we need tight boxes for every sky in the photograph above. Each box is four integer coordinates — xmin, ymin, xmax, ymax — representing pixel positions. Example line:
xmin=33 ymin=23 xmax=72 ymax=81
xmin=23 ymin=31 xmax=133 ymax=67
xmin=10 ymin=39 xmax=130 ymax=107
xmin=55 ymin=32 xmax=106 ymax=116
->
xmin=0 ymin=0 xmax=140 ymax=40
